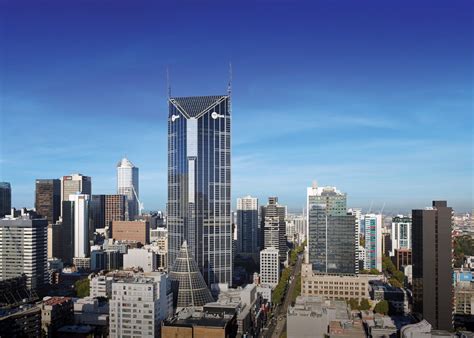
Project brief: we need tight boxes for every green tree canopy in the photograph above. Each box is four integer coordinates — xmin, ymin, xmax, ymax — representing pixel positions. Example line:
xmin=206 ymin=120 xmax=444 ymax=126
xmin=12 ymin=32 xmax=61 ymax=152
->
xmin=374 ymin=300 xmax=389 ymax=315
xmin=74 ymin=278 xmax=90 ymax=298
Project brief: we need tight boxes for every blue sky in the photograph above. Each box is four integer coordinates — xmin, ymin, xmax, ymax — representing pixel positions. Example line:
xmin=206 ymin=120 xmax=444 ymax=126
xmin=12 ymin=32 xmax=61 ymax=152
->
xmin=1 ymin=0 xmax=472 ymax=213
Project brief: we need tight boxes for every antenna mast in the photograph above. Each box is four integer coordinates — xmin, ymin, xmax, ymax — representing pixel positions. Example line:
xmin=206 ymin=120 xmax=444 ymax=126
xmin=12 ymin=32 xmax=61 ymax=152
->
xmin=228 ymin=62 xmax=232 ymax=113
xmin=166 ymin=66 xmax=171 ymax=99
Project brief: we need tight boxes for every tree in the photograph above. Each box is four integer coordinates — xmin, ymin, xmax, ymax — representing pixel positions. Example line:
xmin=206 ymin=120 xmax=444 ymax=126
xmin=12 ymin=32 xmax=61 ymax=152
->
xmin=359 ymin=298 xmax=371 ymax=311
xmin=389 ymin=277 xmax=403 ymax=288
xmin=74 ymin=278 xmax=90 ymax=298
xmin=347 ymin=298 xmax=359 ymax=310
xmin=374 ymin=300 xmax=389 ymax=315
xmin=393 ymin=270 xmax=405 ymax=284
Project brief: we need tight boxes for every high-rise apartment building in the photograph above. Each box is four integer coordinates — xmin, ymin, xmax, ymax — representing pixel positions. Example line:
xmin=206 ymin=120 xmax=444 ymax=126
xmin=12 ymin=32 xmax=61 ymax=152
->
xmin=260 ymin=247 xmax=280 ymax=288
xmin=363 ymin=213 xmax=383 ymax=271
xmin=117 ymin=157 xmax=139 ymax=220
xmin=60 ymin=174 xmax=91 ymax=216
xmin=35 ymin=179 xmax=61 ymax=223
xmin=0 ymin=214 xmax=48 ymax=291
xmin=412 ymin=201 xmax=453 ymax=331
xmin=307 ymin=183 xmax=356 ymax=274
xmin=109 ymin=272 xmax=172 ymax=338
xmin=390 ymin=215 xmax=412 ymax=256
xmin=167 ymin=94 xmax=232 ymax=287
xmin=236 ymin=196 xmax=258 ymax=258
xmin=0 ymin=182 xmax=12 ymax=217
xmin=69 ymin=193 xmax=90 ymax=259
xmin=261 ymin=197 xmax=287 ymax=262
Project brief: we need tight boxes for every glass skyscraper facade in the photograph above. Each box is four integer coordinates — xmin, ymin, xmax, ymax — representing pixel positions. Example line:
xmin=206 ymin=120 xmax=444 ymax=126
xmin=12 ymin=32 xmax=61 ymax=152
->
xmin=168 ymin=95 xmax=232 ymax=287
xmin=236 ymin=196 xmax=258 ymax=257
xmin=307 ymin=184 xmax=357 ymax=274
xmin=117 ymin=157 xmax=139 ymax=220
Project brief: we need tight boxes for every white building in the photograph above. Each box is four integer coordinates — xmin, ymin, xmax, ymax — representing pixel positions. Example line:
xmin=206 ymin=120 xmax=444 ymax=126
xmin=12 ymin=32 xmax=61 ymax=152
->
xmin=123 ymin=248 xmax=157 ymax=272
xmin=117 ymin=157 xmax=139 ymax=220
xmin=90 ymin=275 xmax=114 ymax=298
xmin=69 ymin=193 xmax=90 ymax=258
xmin=260 ymin=247 xmax=280 ymax=288
xmin=390 ymin=215 xmax=412 ymax=256
xmin=109 ymin=272 xmax=172 ymax=338
xmin=292 ymin=215 xmax=307 ymax=244
xmin=0 ymin=214 xmax=48 ymax=291
xmin=363 ymin=213 xmax=383 ymax=271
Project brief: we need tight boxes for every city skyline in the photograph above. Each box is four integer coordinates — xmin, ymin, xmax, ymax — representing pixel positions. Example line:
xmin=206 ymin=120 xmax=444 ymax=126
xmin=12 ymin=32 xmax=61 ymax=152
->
xmin=1 ymin=1 xmax=472 ymax=213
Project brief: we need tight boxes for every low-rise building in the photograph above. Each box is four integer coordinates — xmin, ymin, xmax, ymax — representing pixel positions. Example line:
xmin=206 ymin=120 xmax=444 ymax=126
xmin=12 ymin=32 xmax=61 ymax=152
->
xmin=328 ymin=319 xmax=365 ymax=337
xmin=41 ymin=296 xmax=74 ymax=337
xmin=364 ymin=314 xmax=397 ymax=338
xmin=370 ymin=282 xmax=409 ymax=314
xmin=301 ymin=263 xmax=381 ymax=302
xmin=206 ymin=284 xmax=265 ymax=337
xmin=162 ymin=306 xmax=238 ymax=338
xmin=287 ymin=296 xmax=351 ymax=338
xmin=73 ymin=297 xmax=109 ymax=336
xmin=0 ymin=304 xmax=42 ymax=337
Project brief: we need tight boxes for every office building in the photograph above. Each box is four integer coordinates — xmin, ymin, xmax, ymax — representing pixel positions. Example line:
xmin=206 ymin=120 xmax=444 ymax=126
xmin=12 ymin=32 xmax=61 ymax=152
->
xmin=60 ymin=201 xmax=75 ymax=264
xmin=263 ymin=217 xmax=280 ymax=250
xmin=412 ymin=201 xmax=453 ymax=331
xmin=260 ymin=247 xmax=280 ymax=288
xmin=393 ymin=248 xmax=412 ymax=271
xmin=0 ymin=182 xmax=11 ymax=217
xmin=300 ymin=263 xmax=376 ymax=302
xmin=167 ymin=94 xmax=232 ymax=287
xmin=390 ymin=215 xmax=412 ymax=256
xmin=35 ymin=179 xmax=61 ymax=223
xmin=0 ymin=214 xmax=48 ymax=291
xmin=60 ymin=174 xmax=91 ymax=216
xmin=169 ymin=241 xmax=213 ymax=308
xmin=307 ymin=183 xmax=357 ymax=274
xmin=90 ymin=194 xmax=105 ymax=230
xmin=363 ymin=213 xmax=383 ymax=271
xmin=105 ymin=194 xmax=126 ymax=229
xmin=261 ymin=197 xmax=287 ymax=262
xmin=112 ymin=220 xmax=150 ymax=244
xmin=69 ymin=193 xmax=90 ymax=259
xmin=117 ymin=157 xmax=140 ymax=220
xmin=109 ymin=272 xmax=172 ymax=338
xmin=236 ymin=196 xmax=258 ymax=258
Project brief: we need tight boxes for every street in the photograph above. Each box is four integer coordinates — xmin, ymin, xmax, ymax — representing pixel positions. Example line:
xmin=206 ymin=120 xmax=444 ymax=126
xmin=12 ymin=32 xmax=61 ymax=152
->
xmin=262 ymin=253 xmax=303 ymax=338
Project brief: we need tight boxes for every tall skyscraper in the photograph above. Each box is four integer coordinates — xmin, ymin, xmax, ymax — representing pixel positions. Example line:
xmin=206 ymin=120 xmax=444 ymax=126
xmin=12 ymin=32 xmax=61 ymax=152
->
xmin=60 ymin=174 xmax=91 ymax=216
xmin=0 ymin=214 xmax=48 ymax=291
xmin=90 ymin=194 xmax=106 ymax=230
xmin=167 ymin=94 xmax=232 ymax=287
xmin=390 ymin=215 xmax=412 ymax=256
xmin=105 ymin=195 xmax=126 ymax=229
xmin=117 ymin=157 xmax=139 ymax=220
xmin=362 ymin=213 xmax=383 ymax=271
xmin=0 ymin=182 xmax=12 ymax=217
xmin=412 ymin=201 xmax=453 ymax=331
xmin=69 ymin=193 xmax=90 ymax=259
xmin=35 ymin=179 xmax=61 ymax=223
xmin=261 ymin=197 xmax=287 ymax=262
xmin=307 ymin=183 xmax=357 ymax=274
xmin=236 ymin=196 xmax=258 ymax=258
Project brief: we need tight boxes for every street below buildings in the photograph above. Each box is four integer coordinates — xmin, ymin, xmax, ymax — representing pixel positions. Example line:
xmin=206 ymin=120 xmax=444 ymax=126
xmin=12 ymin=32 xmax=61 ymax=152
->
xmin=263 ymin=253 xmax=303 ymax=338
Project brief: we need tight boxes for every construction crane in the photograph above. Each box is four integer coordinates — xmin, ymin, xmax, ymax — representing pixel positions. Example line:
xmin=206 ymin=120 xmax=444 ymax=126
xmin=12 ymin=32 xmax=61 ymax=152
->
xmin=132 ymin=186 xmax=144 ymax=216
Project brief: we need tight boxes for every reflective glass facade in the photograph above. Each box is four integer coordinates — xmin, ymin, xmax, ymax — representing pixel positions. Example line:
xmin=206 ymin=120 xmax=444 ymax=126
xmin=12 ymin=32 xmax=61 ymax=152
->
xmin=307 ymin=186 xmax=357 ymax=274
xmin=168 ymin=95 xmax=232 ymax=286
